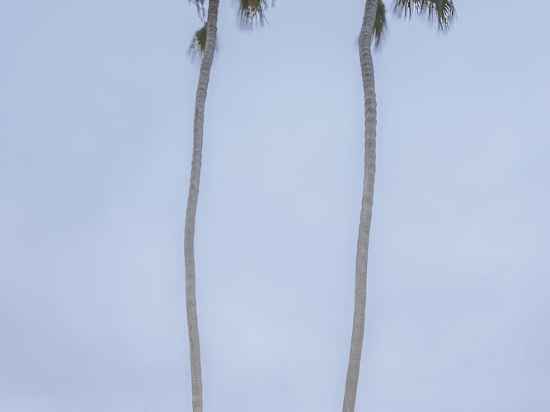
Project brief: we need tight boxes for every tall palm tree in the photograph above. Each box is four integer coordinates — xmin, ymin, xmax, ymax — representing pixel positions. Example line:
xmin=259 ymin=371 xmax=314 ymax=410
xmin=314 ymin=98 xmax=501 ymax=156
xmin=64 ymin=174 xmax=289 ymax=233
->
xmin=185 ymin=1 xmax=271 ymax=411
xmin=342 ymin=1 xmax=455 ymax=411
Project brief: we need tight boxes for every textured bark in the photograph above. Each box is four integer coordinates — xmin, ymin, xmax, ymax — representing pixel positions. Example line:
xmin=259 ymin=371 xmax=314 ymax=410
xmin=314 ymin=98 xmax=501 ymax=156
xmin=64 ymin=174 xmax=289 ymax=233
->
xmin=184 ymin=1 xmax=219 ymax=412
xmin=342 ymin=0 xmax=378 ymax=411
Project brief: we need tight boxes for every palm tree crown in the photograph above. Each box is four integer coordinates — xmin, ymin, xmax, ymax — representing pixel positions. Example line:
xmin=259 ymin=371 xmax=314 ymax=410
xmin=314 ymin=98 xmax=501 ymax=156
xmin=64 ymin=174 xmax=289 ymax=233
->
xmin=374 ymin=0 xmax=455 ymax=46
xmin=190 ymin=0 xmax=271 ymax=56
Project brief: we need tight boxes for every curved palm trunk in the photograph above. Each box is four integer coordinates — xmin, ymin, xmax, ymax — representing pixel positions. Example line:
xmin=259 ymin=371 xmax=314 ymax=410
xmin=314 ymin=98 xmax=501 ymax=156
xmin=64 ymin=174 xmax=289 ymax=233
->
xmin=184 ymin=1 xmax=219 ymax=412
xmin=342 ymin=1 xmax=378 ymax=411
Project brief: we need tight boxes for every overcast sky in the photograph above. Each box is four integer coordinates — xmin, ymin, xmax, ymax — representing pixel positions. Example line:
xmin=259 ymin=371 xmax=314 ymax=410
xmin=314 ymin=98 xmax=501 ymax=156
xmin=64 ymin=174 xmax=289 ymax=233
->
xmin=1 ymin=1 xmax=549 ymax=411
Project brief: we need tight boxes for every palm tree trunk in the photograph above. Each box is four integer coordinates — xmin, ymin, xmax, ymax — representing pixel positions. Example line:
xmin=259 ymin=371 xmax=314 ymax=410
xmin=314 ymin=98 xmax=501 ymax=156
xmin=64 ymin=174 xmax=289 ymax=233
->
xmin=184 ymin=1 xmax=219 ymax=411
xmin=342 ymin=1 xmax=378 ymax=411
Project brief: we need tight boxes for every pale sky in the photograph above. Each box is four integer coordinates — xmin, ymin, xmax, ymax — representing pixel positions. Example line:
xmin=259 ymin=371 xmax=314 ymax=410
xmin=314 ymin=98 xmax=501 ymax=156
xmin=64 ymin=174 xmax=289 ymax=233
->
xmin=1 ymin=1 xmax=549 ymax=411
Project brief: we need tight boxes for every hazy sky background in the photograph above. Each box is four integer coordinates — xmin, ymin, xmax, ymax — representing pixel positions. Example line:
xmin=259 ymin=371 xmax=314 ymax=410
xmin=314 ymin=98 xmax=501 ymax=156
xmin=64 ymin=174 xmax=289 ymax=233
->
xmin=2 ymin=1 xmax=549 ymax=411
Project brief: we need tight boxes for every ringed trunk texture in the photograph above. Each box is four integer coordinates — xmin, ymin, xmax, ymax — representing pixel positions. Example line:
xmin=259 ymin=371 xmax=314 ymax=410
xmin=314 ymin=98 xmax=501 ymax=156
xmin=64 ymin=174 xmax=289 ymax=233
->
xmin=342 ymin=0 xmax=378 ymax=411
xmin=184 ymin=1 xmax=219 ymax=412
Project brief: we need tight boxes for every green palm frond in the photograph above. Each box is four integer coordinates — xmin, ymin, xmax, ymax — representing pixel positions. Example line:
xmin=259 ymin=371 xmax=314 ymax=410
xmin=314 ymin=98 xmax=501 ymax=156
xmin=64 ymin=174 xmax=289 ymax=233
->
xmin=373 ymin=0 xmax=387 ymax=48
xmin=189 ymin=24 xmax=208 ymax=58
xmin=238 ymin=0 xmax=269 ymax=28
xmin=394 ymin=0 xmax=455 ymax=30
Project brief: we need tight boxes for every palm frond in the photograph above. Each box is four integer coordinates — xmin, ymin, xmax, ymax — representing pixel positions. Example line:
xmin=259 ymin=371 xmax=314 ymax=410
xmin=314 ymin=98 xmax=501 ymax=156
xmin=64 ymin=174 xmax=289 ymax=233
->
xmin=188 ymin=24 xmax=208 ymax=58
xmin=394 ymin=0 xmax=455 ymax=31
xmin=373 ymin=0 xmax=387 ymax=48
xmin=238 ymin=0 xmax=269 ymax=28
xmin=189 ymin=0 xmax=206 ymax=20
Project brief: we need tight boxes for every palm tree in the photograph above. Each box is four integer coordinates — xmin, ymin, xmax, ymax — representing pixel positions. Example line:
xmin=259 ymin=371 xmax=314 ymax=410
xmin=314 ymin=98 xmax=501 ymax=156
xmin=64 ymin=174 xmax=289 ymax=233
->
xmin=342 ymin=1 xmax=455 ymax=411
xmin=185 ymin=1 xmax=271 ymax=411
